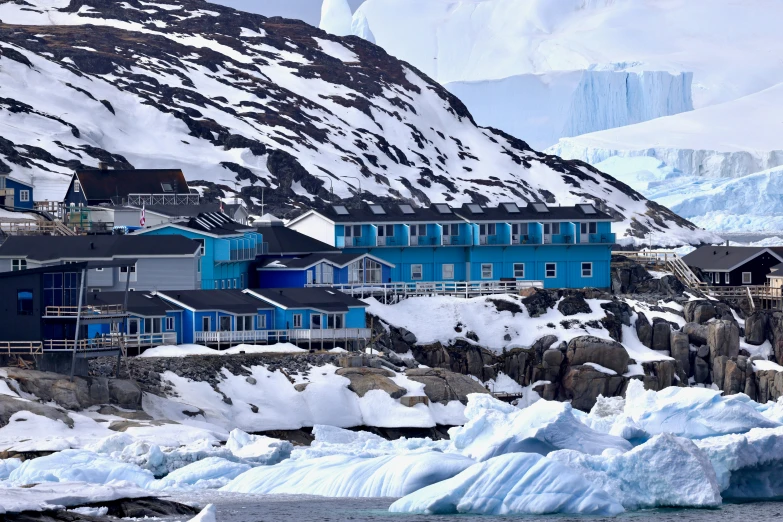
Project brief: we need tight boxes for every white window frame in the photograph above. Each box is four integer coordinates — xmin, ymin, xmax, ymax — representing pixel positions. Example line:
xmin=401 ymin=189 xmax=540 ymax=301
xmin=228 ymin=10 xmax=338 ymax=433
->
xmin=581 ymin=262 xmax=593 ymax=278
xmin=201 ymin=316 xmax=211 ymax=332
xmin=74 ymin=180 xmax=80 ymax=193
xmin=293 ymin=314 xmax=303 ymax=329
xmin=95 ymin=267 xmax=103 ymax=272
xmin=119 ymin=264 xmax=137 ymax=282
xmin=165 ymin=317 xmax=175 ymax=331
xmin=19 ymin=190 xmax=30 ymax=202
xmin=545 ymin=263 xmax=557 ymax=278
xmin=411 ymin=264 xmax=423 ymax=280
xmin=742 ymin=272 xmax=752 ymax=284
xmin=513 ymin=263 xmax=525 ymax=278
xmin=91 ymin=288 xmax=101 ymax=293
xmin=481 ymin=263 xmax=493 ymax=279
xmin=310 ymin=314 xmax=322 ymax=329
xmin=237 ymin=315 xmax=253 ymax=331
xmin=442 ymin=264 xmax=454 ymax=280
xmin=12 ymin=259 xmax=27 ymax=271
xmin=257 ymin=314 xmax=267 ymax=329
xmin=726 ymin=272 xmax=730 ymax=284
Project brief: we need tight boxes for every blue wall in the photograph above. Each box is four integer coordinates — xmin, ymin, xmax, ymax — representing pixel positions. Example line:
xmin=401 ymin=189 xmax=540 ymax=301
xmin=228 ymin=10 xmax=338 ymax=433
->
xmin=5 ymin=178 xmax=33 ymax=209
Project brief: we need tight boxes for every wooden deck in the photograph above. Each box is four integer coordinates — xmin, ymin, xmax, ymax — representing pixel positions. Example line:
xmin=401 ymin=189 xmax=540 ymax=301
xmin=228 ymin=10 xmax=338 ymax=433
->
xmin=307 ymin=280 xmax=544 ymax=302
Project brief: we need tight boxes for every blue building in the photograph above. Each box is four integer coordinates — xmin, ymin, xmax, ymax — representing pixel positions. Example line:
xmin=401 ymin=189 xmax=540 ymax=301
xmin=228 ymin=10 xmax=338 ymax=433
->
xmin=257 ymin=253 xmax=394 ymax=288
xmin=287 ymin=202 xmax=615 ymax=289
xmin=135 ymin=211 xmax=267 ymax=290
xmin=0 ymin=175 xmax=34 ymax=209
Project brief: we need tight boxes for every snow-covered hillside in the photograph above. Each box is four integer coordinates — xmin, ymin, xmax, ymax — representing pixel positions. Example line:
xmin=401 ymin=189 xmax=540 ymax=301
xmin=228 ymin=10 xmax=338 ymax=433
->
xmin=0 ymin=0 xmax=713 ymax=244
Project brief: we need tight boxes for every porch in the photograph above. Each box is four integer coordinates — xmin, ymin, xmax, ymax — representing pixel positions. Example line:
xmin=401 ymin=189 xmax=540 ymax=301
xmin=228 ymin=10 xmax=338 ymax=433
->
xmin=194 ymin=328 xmax=373 ymax=349
xmin=306 ymin=280 xmax=544 ymax=301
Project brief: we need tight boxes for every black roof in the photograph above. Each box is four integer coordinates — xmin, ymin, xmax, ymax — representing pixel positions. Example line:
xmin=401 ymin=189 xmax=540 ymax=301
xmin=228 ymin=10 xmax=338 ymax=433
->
xmin=157 ymin=289 xmax=273 ymax=314
xmin=259 ymin=252 xmax=390 ymax=270
xmin=174 ymin=212 xmax=254 ymax=236
xmin=256 ymin=221 xmax=337 ymax=255
xmin=75 ymin=169 xmax=190 ymax=202
xmin=313 ymin=202 xmax=612 ymax=223
xmin=682 ymin=246 xmax=783 ymax=271
xmin=248 ymin=287 xmax=366 ymax=312
xmin=769 ymin=263 xmax=783 ymax=277
xmin=0 ymin=235 xmax=200 ymax=262
xmin=87 ymin=291 xmax=178 ymax=316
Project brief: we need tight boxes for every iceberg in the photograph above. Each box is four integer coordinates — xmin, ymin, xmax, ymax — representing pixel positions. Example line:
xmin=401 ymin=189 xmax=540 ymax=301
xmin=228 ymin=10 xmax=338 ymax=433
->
xmin=449 ymin=394 xmax=631 ymax=461
xmin=221 ymin=452 xmax=475 ymax=497
xmin=9 ymin=450 xmax=154 ymax=488
xmin=152 ymin=457 xmax=251 ymax=490
xmin=623 ymin=380 xmax=779 ymax=438
xmin=550 ymin=434 xmax=722 ymax=509
xmin=389 ymin=452 xmax=624 ymax=516
xmin=189 ymin=503 xmax=217 ymax=522
xmin=295 ymin=425 xmax=447 ymax=459
xmin=225 ymin=429 xmax=292 ymax=463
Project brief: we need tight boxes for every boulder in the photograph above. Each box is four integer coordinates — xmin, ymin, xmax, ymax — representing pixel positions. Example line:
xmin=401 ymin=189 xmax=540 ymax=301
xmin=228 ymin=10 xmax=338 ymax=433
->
xmin=542 ymin=349 xmax=564 ymax=381
xmin=560 ymin=366 xmax=625 ymax=411
xmin=682 ymin=323 xmax=708 ymax=346
xmin=4 ymin=369 xmax=91 ymax=410
xmin=745 ymin=312 xmax=768 ymax=346
xmin=108 ymin=379 xmax=143 ymax=409
xmin=712 ymin=355 xmax=729 ymax=390
xmin=566 ymin=336 xmax=630 ymax=374
xmin=502 ymin=348 xmax=532 ymax=385
xmin=411 ymin=341 xmax=451 ymax=369
xmin=684 ymin=301 xmax=717 ymax=324
xmin=642 ymin=360 xmax=676 ymax=391
xmin=769 ymin=312 xmax=783 ymax=363
xmin=0 ymin=394 xmax=73 ymax=428
xmin=531 ymin=335 xmax=559 ymax=358
xmin=635 ymin=313 xmax=653 ymax=348
xmin=405 ymin=368 xmax=489 ymax=404
xmin=669 ymin=331 xmax=690 ymax=380
xmin=693 ymin=357 xmax=710 ymax=384
xmin=521 ymin=289 xmax=557 ymax=318
xmin=651 ymin=318 xmax=672 ymax=352
xmin=708 ymin=320 xmax=740 ymax=360
xmin=723 ymin=359 xmax=745 ymax=395
xmin=89 ymin=377 xmax=111 ymax=404
xmin=557 ymin=294 xmax=591 ymax=316
xmin=336 ymin=367 xmax=407 ymax=399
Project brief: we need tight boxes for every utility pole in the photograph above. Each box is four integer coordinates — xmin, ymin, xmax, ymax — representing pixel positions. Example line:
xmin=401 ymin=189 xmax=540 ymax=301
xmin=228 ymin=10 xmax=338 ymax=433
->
xmin=314 ymin=175 xmax=334 ymax=202
xmin=345 ymin=176 xmax=362 ymax=199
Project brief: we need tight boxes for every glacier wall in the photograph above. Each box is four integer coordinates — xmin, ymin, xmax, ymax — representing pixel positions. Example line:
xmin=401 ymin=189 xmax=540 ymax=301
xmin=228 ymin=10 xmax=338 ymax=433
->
xmin=446 ymin=70 xmax=692 ymax=150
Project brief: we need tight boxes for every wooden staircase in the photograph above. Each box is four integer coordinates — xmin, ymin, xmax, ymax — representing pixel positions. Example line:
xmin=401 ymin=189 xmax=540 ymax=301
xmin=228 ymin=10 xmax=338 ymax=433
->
xmin=615 ymin=250 xmax=707 ymax=292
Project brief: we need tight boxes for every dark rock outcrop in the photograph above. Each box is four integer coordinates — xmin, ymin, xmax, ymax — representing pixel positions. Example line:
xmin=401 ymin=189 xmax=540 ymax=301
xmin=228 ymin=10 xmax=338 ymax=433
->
xmin=405 ymin=368 xmax=489 ymax=404
xmin=566 ymin=336 xmax=630 ymax=374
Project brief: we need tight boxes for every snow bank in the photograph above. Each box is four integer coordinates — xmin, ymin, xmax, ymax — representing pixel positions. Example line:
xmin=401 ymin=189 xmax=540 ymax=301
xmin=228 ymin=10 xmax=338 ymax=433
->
xmin=389 ymin=452 xmax=624 ymax=516
xmin=550 ymin=434 xmax=722 ymax=509
xmin=139 ymin=343 xmax=306 ymax=358
xmin=449 ymin=394 xmax=631 ymax=461
xmin=623 ymin=380 xmax=780 ymax=438
xmin=221 ymin=452 xmax=475 ymax=497
xmin=0 ymin=482 xmax=152 ymax=515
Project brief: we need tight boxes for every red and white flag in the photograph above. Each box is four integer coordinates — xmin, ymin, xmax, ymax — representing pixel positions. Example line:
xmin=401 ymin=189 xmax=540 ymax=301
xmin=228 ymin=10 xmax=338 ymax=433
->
xmin=140 ymin=203 xmax=146 ymax=227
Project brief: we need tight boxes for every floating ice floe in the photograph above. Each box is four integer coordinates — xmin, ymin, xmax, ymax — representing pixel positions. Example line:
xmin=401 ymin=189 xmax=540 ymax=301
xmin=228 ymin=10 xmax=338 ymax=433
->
xmin=389 ymin=452 xmax=624 ymax=516
xmin=294 ymin=425 xmax=447 ymax=460
xmin=151 ymin=457 xmax=251 ymax=490
xmin=221 ymin=452 xmax=475 ymax=497
xmin=449 ymin=394 xmax=631 ymax=461
xmin=188 ymin=503 xmax=217 ymax=522
xmin=550 ymin=433 xmax=722 ymax=509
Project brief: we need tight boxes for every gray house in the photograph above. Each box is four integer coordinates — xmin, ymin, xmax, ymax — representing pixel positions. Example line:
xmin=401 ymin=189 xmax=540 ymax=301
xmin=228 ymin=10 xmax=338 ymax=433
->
xmin=0 ymin=235 xmax=202 ymax=292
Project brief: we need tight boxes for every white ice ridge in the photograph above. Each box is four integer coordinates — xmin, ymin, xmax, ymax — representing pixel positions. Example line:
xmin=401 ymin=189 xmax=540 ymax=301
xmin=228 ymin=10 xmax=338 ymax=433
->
xmin=389 ymin=452 xmax=624 ymax=516
xmin=448 ymin=394 xmax=631 ymax=462
xmin=221 ymin=452 xmax=475 ymax=497
xmin=0 ymin=482 xmax=152 ymax=515
xmin=447 ymin=69 xmax=693 ymax=150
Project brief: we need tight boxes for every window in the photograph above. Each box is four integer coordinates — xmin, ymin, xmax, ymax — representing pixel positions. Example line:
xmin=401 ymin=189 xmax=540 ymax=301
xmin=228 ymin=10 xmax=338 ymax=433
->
xmin=19 ymin=190 xmax=29 ymax=202
xmin=293 ymin=314 xmax=303 ymax=329
xmin=545 ymin=263 xmax=557 ymax=278
xmin=414 ymin=224 xmax=427 ymax=236
xmin=332 ymin=205 xmax=349 ymax=215
xmin=512 ymin=223 xmax=529 ymax=235
xmin=502 ymin=202 xmax=520 ymax=213
xmin=742 ymin=272 xmax=752 ymax=284
xmin=514 ymin=263 xmax=525 ymax=278
xmin=411 ymin=264 xmax=423 ymax=280
xmin=194 ymin=239 xmax=205 ymax=256
xmin=726 ymin=272 xmax=730 ymax=284
xmin=237 ymin=315 xmax=253 ymax=331
xmin=353 ymin=225 xmax=362 ymax=237
xmin=17 ymin=290 xmax=33 ymax=316
xmin=589 ymin=222 xmax=597 ymax=234
xmin=442 ymin=264 xmax=454 ymax=280
xmin=165 ymin=317 xmax=175 ymax=331
xmin=151 ymin=318 xmax=162 ymax=334
xmin=481 ymin=263 xmax=493 ymax=279
xmin=369 ymin=204 xmax=386 ymax=215
xmin=74 ymin=180 xmax=80 ymax=193
xmin=257 ymin=314 xmax=267 ymax=329
xmin=219 ymin=316 xmax=231 ymax=331
xmin=399 ymin=204 xmax=414 ymax=214
xmin=479 ymin=223 xmax=496 ymax=236
xmin=344 ymin=225 xmax=352 ymax=237
xmin=322 ymin=263 xmax=334 ymax=284
xmin=161 ymin=182 xmax=174 ymax=192
xmin=582 ymin=262 xmax=593 ymax=278
xmin=327 ymin=313 xmax=344 ymax=329
xmin=311 ymin=314 xmax=322 ymax=329
xmin=444 ymin=223 xmax=459 ymax=236
xmin=12 ymin=259 xmax=27 ymax=271
xmin=95 ymin=267 xmax=103 ymax=272
xmin=434 ymin=204 xmax=451 ymax=214
xmin=232 ymin=279 xmax=237 ymax=289
xmin=119 ymin=264 xmax=137 ymax=282
xmin=552 ymin=223 xmax=561 ymax=235
xmin=365 ymin=259 xmax=382 ymax=284
xmin=221 ymin=280 xmax=226 ymax=289
xmin=197 ymin=258 xmax=202 ymax=274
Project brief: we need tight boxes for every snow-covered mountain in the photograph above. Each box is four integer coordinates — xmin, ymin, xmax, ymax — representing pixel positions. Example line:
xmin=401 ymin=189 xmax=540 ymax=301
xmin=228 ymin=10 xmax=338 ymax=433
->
xmin=0 ymin=0 xmax=714 ymax=244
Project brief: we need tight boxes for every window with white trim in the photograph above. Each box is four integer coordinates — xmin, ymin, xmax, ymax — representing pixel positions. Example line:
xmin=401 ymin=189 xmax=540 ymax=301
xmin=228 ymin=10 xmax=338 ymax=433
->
xmin=742 ymin=272 xmax=752 ymax=284
xmin=311 ymin=314 xmax=322 ymax=329
xmin=344 ymin=225 xmax=352 ymax=237
xmin=119 ymin=264 xmax=137 ymax=282
xmin=293 ymin=314 xmax=303 ymax=329
xmin=237 ymin=315 xmax=253 ymax=331
xmin=12 ymin=259 xmax=27 ymax=271
xmin=19 ymin=190 xmax=29 ymax=202
xmin=257 ymin=314 xmax=267 ymax=329
xmin=165 ymin=317 xmax=175 ymax=331
xmin=74 ymin=180 xmax=80 ymax=193
xmin=327 ymin=313 xmax=344 ymax=329
xmin=545 ymin=263 xmax=557 ymax=278
xmin=481 ymin=263 xmax=493 ymax=279
xmin=513 ymin=263 xmax=525 ymax=278
xmin=581 ymin=262 xmax=593 ymax=277
xmin=442 ymin=264 xmax=454 ymax=280
xmin=411 ymin=264 xmax=423 ymax=280
xmin=726 ymin=272 xmax=730 ymax=284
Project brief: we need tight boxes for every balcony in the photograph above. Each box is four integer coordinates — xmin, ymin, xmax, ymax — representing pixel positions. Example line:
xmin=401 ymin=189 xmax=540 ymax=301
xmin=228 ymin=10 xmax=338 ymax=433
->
xmin=589 ymin=233 xmax=616 ymax=244
xmin=511 ymin=235 xmax=542 ymax=245
xmin=442 ymin=235 xmax=471 ymax=246
xmin=376 ymin=236 xmax=408 ymax=247
xmin=44 ymin=304 xmax=127 ymax=318
xmin=479 ymin=235 xmax=508 ymax=246
xmin=126 ymin=193 xmax=200 ymax=206
xmin=543 ymin=234 xmax=574 ymax=245
xmin=410 ymin=235 xmax=440 ymax=246
xmin=194 ymin=328 xmax=372 ymax=345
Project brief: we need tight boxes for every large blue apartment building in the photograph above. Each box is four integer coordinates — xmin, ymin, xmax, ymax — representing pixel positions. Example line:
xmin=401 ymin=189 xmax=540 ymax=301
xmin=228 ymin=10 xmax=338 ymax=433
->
xmin=287 ymin=202 xmax=615 ymax=289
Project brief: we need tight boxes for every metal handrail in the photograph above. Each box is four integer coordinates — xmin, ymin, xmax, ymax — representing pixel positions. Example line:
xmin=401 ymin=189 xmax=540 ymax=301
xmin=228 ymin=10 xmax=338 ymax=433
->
xmin=44 ymin=304 xmax=126 ymax=316
xmin=194 ymin=328 xmax=372 ymax=344
xmin=306 ymin=280 xmax=544 ymax=299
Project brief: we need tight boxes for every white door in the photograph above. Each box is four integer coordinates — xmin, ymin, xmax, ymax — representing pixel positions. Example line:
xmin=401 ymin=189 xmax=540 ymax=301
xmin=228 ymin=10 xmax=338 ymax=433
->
xmin=543 ymin=223 xmax=552 ymax=244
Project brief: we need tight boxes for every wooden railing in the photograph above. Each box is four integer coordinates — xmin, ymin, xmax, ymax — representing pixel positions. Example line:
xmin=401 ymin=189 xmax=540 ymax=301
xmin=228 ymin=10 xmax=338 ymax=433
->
xmin=307 ymin=280 xmax=544 ymax=299
xmin=194 ymin=328 xmax=372 ymax=345
xmin=44 ymin=304 xmax=126 ymax=317
xmin=123 ymin=332 xmax=177 ymax=348
xmin=615 ymin=250 xmax=707 ymax=290
xmin=44 ymin=337 xmax=125 ymax=352
xmin=0 ymin=219 xmax=76 ymax=237
xmin=0 ymin=341 xmax=43 ymax=355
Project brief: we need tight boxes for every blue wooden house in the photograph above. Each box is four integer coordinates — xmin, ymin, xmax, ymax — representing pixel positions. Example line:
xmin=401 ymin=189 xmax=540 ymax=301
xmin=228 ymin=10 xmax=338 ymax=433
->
xmin=257 ymin=253 xmax=394 ymax=288
xmin=287 ymin=202 xmax=616 ymax=289
xmin=244 ymin=287 xmax=368 ymax=332
xmin=135 ymin=211 xmax=267 ymax=291
xmin=0 ymin=175 xmax=34 ymax=209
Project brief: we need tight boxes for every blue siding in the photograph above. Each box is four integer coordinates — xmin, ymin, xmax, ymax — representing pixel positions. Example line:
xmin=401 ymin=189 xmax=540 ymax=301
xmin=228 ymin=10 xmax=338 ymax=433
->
xmin=5 ymin=178 xmax=33 ymax=209
xmin=346 ymin=308 xmax=366 ymax=328
xmin=258 ymin=270 xmax=307 ymax=288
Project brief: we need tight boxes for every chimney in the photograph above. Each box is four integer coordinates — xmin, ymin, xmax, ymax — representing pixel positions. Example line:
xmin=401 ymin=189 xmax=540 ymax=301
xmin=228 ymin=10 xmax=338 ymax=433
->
xmin=726 ymin=240 xmax=730 ymax=247
xmin=98 ymin=162 xmax=109 ymax=171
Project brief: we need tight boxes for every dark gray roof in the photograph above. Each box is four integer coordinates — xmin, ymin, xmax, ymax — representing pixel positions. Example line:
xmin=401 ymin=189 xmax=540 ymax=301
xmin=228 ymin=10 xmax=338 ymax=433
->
xmin=75 ymin=169 xmax=189 ymax=202
xmin=133 ymin=203 xmax=220 ymax=217
xmin=175 ymin=211 xmax=253 ymax=236
xmin=248 ymin=287 xmax=366 ymax=312
xmin=682 ymin=246 xmax=783 ymax=271
xmin=87 ymin=291 xmax=178 ymax=316
xmin=769 ymin=263 xmax=783 ymax=277
xmin=316 ymin=201 xmax=612 ymax=223
xmin=159 ymin=289 xmax=272 ymax=313
xmin=256 ymin=223 xmax=337 ymax=255
xmin=0 ymin=235 xmax=200 ymax=262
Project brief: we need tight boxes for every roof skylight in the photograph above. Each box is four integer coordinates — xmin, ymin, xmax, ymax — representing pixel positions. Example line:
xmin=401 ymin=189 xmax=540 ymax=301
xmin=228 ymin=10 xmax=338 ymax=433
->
xmin=333 ymin=205 xmax=349 ymax=215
